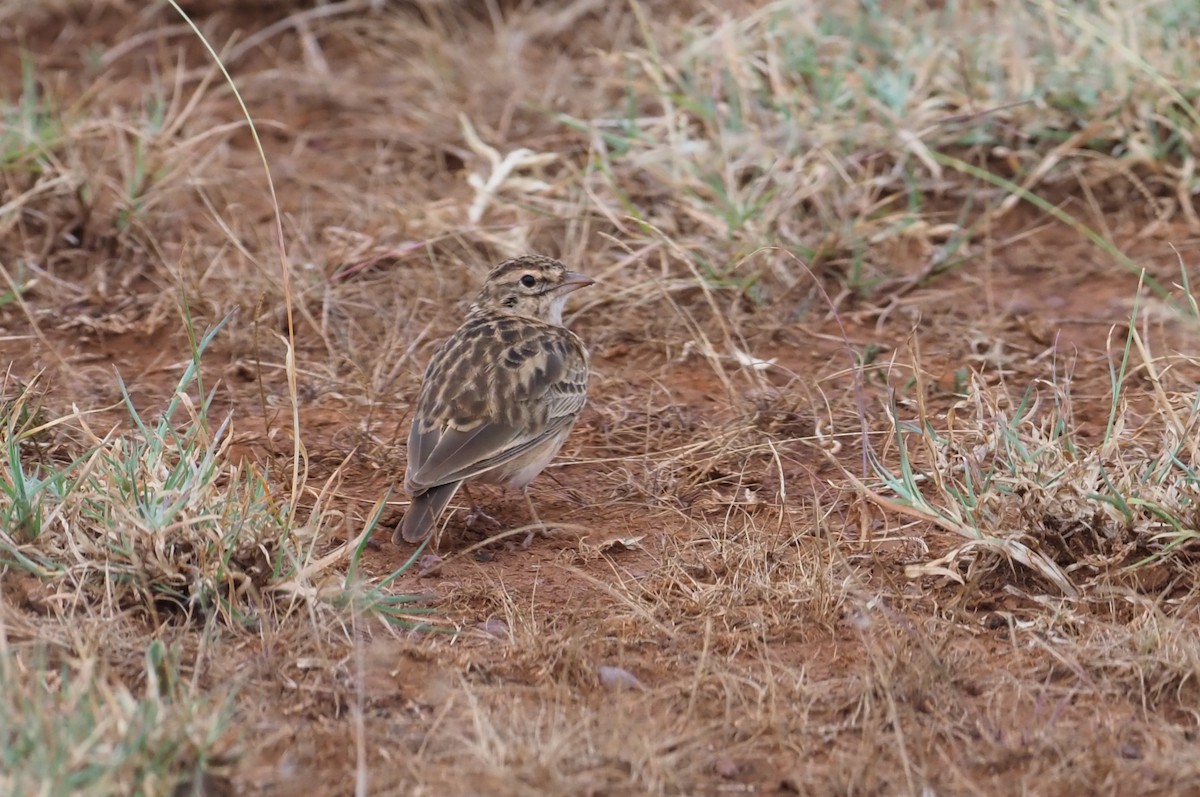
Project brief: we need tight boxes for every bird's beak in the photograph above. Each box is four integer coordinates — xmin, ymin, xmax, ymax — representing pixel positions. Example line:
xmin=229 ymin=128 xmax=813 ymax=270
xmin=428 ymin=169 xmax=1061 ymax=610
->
xmin=557 ymin=271 xmax=596 ymax=294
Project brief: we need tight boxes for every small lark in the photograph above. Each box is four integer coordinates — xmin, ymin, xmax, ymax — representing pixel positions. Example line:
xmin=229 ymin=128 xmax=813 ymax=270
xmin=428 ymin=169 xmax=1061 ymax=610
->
xmin=395 ymin=255 xmax=595 ymax=545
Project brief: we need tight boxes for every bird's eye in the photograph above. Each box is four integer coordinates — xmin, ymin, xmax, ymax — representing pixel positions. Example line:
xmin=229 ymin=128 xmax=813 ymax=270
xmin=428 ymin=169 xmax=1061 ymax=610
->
xmin=520 ymin=274 xmax=537 ymax=288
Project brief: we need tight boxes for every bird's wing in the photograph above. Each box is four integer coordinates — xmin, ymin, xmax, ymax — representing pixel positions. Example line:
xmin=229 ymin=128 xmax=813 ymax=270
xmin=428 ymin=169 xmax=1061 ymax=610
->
xmin=405 ymin=325 xmax=587 ymax=493
xmin=406 ymin=414 xmax=574 ymax=492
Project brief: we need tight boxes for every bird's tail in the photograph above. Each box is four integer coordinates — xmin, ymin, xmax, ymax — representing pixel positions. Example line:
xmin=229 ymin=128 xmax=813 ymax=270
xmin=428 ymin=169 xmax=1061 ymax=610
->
xmin=394 ymin=481 xmax=462 ymax=544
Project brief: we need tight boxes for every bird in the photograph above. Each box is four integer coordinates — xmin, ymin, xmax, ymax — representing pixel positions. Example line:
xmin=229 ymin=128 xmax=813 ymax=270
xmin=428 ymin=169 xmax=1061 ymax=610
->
xmin=394 ymin=255 xmax=595 ymax=546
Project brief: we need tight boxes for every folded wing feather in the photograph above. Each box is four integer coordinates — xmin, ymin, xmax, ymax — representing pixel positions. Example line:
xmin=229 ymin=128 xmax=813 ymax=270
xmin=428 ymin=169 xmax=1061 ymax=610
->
xmin=405 ymin=332 xmax=587 ymax=495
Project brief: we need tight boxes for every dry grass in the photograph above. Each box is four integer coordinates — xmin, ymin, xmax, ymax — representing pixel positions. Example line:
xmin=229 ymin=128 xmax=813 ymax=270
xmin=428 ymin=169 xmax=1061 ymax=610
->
xmin=857 ymin=283 xmax=1200 ymax=594
xmin=3 ymin=0 xmax=1200 ymax=794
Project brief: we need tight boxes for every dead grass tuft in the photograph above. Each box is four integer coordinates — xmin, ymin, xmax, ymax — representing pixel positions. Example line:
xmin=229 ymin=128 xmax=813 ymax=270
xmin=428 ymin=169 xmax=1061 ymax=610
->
xmin=856 ymin=289 xmax=1200 ymax=599
xmin=0 ymin=615 xmax=235 ymax=795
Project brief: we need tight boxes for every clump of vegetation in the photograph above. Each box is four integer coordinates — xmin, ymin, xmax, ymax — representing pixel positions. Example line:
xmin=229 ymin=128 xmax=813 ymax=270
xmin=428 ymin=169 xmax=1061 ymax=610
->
xmin=855 ymin=298 xmax=1200 ymax=597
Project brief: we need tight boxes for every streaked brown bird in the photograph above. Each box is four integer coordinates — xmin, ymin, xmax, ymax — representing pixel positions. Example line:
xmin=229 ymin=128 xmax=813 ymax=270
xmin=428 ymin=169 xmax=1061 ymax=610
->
xmin=395 ymin=255 xmax=594 ymax=545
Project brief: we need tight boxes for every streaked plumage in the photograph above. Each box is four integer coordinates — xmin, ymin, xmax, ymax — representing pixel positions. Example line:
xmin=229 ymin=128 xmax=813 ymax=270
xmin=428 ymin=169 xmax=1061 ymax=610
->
xmin=395 ymin=255 xmax=594 ymax=545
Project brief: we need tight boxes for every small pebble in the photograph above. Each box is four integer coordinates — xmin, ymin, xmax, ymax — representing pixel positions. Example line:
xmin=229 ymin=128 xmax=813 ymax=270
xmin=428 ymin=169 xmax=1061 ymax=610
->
xmin=597 ymin=665 xmax=643 ymax=691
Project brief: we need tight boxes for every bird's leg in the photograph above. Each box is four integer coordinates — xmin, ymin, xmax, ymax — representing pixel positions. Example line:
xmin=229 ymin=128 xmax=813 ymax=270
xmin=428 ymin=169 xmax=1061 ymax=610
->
xmin=520 ymin=487 xmax=545 ymax=548
xmin=462 ymin=484 xmax=501 ymax=531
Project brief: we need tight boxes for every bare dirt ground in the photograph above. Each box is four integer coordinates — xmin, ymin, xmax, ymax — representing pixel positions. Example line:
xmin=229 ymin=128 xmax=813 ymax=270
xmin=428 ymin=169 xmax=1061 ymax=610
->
xmin=4 ymin=2 xmax=1200 ymax=796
